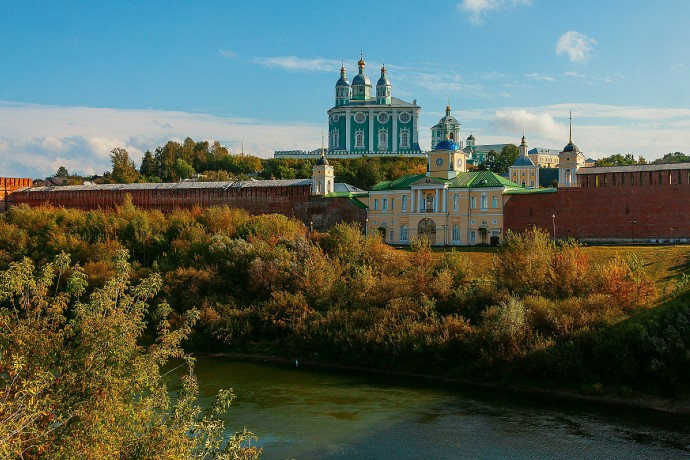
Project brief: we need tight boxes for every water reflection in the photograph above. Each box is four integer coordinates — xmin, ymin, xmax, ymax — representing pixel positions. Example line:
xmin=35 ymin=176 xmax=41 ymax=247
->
xmin=188 ymin=357 xmax=690 ymax=460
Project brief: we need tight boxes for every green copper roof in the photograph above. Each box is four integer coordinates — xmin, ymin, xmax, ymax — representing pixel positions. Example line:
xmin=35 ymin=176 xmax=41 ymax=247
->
xmin=503 ymin=187 xmax=557 ymax=195
xmin=371 ymin=173 xmax=427 ymax=191
xmin=371 ymin=171 xmax=524 ymax=191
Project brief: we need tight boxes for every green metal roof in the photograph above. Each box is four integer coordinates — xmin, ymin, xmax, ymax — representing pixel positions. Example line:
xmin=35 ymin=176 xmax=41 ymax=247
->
xmin=371 ymin=171 xmax=524 ymax=191
xmin=503 ymin=187 xmax=557 ymax=195
xmin=371 ymin=173 xmax=427 ymax=191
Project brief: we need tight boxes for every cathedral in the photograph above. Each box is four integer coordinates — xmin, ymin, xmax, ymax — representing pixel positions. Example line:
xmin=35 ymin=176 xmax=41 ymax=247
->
xmin=326 ymin=55 xmax=422 ymax=155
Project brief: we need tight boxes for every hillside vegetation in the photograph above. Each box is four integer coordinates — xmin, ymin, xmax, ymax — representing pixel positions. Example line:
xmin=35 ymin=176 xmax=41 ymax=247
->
xmin=0 ymin=203 xmax=688 ymax=419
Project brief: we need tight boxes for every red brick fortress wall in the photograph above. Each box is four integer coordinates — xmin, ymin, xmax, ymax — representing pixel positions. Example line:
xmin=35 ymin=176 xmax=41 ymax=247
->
xmin=504 ymin=182 xmax=690 ymax=243
xmin=1 ymin=178 xmax=33 ymax=211
xmin=9 ymin=181 xmax=367 ymax=232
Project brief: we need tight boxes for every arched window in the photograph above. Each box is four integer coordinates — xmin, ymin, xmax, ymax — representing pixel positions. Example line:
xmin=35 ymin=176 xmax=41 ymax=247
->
xmin=355 ymin=130 xmax=364 ymax=148
xmin=331 ymin=129 xmax=339 ymax=149
xmin=425 ymin=193 xmax=434 ymax=212
xmin=451 ymin=224 xmax=461 ymax=243
xmin=400 ymin=224 xmax=409 ymax=241
xmin=449 ymin=132 xmax=454 ymax=140
xmin=401 ymin=194 xmax=408 ymax=212
xmin=453 ymin=193 xmax=460 ymax=211
xmin=400 ymin=129 xmax=410 ymax=149
xmin=378 ymin=129 xmax=388 ymax=150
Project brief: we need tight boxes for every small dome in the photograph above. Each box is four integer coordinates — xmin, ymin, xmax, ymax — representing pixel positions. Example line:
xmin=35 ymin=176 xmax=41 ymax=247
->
xmin=316 ymin=156 xmax=329 ymax=166
xmin=377 ymin=66 xmax=390 ymax=87
xmin=336 ymin=64 xmax=350 ymax=87
xmin=435 ymin=139 xmax=460 ymax=151
xmin=563 ymin=142 xmax=580 ymax=153
xmin=467 ymin=133 xmax=475 ymax=141
xmin=352 ymin=73 xmax=371 ymax=86
xmin=336 ymin=76 xmax=350 ymax=87
xmin=512 ymin=156 xmax=535 ymax=167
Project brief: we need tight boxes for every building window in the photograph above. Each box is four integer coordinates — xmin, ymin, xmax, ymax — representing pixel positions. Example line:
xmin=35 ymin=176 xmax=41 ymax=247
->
xmin=382 ymin=196 xmax=388 ymax=211
xmin=331 ymin=129 xmax=339 ymax=149
xmin=402 ymin=195 xmax=408 ymax=212
xmin=492 ymin=196 xmax=498 ymax=208
xmin=354 ymin=112 xmax=366 ymax=123
xmin=355 ymin=130 xmax=364 ymax=148
xmin=399 ymin=112 xmax=411 ymax=123
xmin=390 ymin=229 xmax=394 ymax=240
xmin=400 ymin=224 xmax=409 ymax=241
xmin=481 ymin=194 xmax=488 ymax=210
xmin=453 ymin=193 xmax=460 ymax=211
xmin=451 ymin=224 xmax=460 ymax=243
xmin=425 ymin=194 xmax=435 ymax=212
xmin=377 ymin=112 xmax=389 ymax=123
xmin=470 ymin=196 xmax=476 ymax=209
xmin=400 ymin=129 xmax=410 ymax=148
xmin=470 ymin=230 xmax=476 ymax=243
xmin=378 ymin=129 xmax=388 ymax=150
xmin=373 ymin=199 xmax=378 ymax=210
xmin=391 ymin=198 xmax=395 ymax=210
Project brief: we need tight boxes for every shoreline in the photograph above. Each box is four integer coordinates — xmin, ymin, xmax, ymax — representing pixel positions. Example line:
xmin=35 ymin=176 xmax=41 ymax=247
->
xmin=193 ymin=351 xmax=690 ymax=416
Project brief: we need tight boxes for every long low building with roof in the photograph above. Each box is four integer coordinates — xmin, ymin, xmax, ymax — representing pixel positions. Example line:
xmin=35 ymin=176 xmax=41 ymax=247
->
xmin=10 ymin=173 xmax=369 ymax=233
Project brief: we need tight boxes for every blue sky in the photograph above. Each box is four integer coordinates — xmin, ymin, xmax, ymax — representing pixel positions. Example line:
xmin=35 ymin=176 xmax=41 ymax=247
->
xmin=2 ymin=0 xmax=690 ymax=177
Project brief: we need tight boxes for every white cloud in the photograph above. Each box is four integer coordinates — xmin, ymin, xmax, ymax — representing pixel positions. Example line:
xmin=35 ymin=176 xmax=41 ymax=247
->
xmin=219 ymin=49 xmax=238 ymax=59
xmin=491 ymin=109 xmax=564 ymax=142
xmin=556 ymin=31 xmax=596 ymax=63
xmin=481 ymin=104 xmax=690 ymax=158
xmin=0 ymin=102 xmax=321 ymax=178
xmin=525 ymin=73 xmax=556 ymax=82
xmin=251 ymin=56 xmax=341 ymax=72
xmin=457 ymin=0 xmax=532 ymax=25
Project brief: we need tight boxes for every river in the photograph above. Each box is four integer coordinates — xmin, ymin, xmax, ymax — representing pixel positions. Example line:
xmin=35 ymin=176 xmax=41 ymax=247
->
xmin=190 ymin=357 xmax=689 ymax=459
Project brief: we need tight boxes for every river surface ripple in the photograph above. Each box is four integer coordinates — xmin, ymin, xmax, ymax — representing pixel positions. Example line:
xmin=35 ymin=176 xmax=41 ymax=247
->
xmin=188 ymin=357 xmax=690 ymax=460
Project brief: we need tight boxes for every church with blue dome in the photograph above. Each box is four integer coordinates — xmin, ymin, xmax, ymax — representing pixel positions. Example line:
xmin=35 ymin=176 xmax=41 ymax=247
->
xmin=327 ymin=55 xmax=421 ymax=155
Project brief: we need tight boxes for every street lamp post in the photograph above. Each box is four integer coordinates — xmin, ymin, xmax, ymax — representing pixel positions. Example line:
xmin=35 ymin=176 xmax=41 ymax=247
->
xmin=552 ymin=214 xmax=556 ymax=242
xmin=629 ymin=219 xmax=637 ymax=244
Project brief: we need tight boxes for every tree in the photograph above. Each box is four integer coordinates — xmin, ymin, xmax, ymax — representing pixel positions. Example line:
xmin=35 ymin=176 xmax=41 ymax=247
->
xmin=139 ymin=150 xmax=159 ymax=179
xmin=595 ymin=153 xmax=639 ymax=166
xmin=110 ymin=147 xmax=140 ymax=184
xmin=174 ymin=158 xmax=196 ymax=180
xmin=0 ymin=251 xmax=261 ymax=458
xmin=56 ymin=166 xmax=69 ymax=178
xmin=653 ymin=152 xmax=690 ymax=164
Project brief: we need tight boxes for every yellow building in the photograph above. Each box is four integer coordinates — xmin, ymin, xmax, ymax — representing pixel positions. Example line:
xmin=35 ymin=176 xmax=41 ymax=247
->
xmin=509 ymin=134 xmax=539 ymax=188
xmin=367 ymin=139 xmax=527 ymax=245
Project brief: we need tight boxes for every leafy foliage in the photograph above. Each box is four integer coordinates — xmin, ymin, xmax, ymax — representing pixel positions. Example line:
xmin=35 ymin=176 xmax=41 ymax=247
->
xmin=0 ymin=204 xmax=683 ymax=398
xmin=0 ymin=251 xmax=260 ymax=459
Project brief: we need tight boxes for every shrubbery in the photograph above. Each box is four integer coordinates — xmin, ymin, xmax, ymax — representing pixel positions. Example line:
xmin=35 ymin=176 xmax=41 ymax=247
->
xmin=0 ymin=205 xmax=685 ymax=397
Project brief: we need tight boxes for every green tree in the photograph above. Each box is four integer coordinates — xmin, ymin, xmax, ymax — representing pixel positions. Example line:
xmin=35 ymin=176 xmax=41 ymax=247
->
xmin=653 ymin=152 xmax=690 ymax=164
xmin=174 ymin=158 xmax=196 ymax=180
xmin=0 ymin=251 xmax=260 ymax=458
xmin=139 ymin=150 xmax=159 ymax=179
xmin=110 ymin=147 xmax=140 ymax=184
xmin=494 ymin=144 xmax=519 ymax=175
xmin=56 ymin=166 xmax=69 ymax=178
xmin=595 ymin=153 xmax=639 ymax=166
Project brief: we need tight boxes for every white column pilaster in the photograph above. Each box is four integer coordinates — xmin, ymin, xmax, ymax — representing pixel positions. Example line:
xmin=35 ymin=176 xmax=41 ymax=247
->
xmin=345 ymin=109 xmax=351 ymax=152
xmin=368 ymin=109 xmax=374 ymax=152
xmin=392 ymin=110 xmax=398 ymax=152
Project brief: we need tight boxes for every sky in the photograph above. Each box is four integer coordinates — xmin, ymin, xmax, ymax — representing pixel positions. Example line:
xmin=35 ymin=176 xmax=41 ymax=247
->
xmin=2 ymin=0 xmax=690 ymax=178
